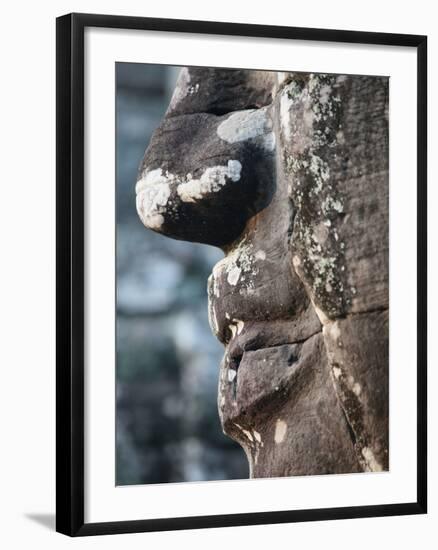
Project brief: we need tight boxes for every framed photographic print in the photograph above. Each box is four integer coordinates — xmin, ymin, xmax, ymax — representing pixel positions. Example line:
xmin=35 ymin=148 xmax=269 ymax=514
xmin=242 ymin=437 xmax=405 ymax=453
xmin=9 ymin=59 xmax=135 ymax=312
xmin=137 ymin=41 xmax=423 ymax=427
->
xmin=56 ymin=12 xmax=427 ymax=536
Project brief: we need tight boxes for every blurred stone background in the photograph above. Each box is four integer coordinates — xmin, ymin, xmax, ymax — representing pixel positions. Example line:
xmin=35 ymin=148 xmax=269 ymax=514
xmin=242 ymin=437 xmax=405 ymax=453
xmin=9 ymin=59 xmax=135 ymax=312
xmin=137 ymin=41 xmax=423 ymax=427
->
xmin=116 ymin=63 xmax=248 ymax=485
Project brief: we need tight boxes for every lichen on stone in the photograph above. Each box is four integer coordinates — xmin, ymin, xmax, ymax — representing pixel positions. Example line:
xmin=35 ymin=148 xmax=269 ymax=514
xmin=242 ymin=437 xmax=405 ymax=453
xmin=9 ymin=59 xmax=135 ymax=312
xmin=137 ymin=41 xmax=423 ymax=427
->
xmin=281 ymin=73 xmax=352 ymax=319
xmin=212 ymin=237 xmax=259 ymax=291
xmin=217 ymin=107 xmax=275 ymax=152
xmin=177 ymin=160 xmax=242 ymax=202
xmin=135 ymin=169 xmax=173 ymax=229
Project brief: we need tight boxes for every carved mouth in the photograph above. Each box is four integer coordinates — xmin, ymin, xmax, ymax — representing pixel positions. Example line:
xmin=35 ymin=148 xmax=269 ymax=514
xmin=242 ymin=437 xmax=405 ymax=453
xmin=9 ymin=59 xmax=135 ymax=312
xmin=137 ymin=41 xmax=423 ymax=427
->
xmin=226 ymin=323 xmax=319 ymax=365
xmin=227 ymin=342 xmax=301 ymax=401
xmin=223 ymin=322 xmax=322 ymax=407
xmin=228 ymin=341 xmax=300 ymax=372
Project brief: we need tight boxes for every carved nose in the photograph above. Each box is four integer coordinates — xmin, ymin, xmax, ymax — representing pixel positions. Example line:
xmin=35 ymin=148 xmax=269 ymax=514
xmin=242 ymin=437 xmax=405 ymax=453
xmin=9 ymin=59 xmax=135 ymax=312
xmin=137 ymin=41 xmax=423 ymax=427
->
xmin=136 ymin=109 xmax=276 ymax=248
xmin=136 ymin=68 xmax=277 ymax=249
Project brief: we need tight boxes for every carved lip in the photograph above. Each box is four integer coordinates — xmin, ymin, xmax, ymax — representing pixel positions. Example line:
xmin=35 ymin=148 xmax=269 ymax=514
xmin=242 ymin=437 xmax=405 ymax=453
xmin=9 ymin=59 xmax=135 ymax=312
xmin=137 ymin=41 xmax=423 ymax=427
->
xmin=226 ymin=328 xmax=311 ymax=373
xmin=226 ymin=322 xmax=318 ymax=362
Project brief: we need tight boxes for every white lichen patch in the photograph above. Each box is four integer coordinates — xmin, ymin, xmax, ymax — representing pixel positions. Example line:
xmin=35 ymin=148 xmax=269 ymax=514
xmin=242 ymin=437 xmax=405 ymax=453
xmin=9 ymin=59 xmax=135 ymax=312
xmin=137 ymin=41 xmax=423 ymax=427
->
xmin=308 ymin=154 xmax=330 ymax=195
xmin=280 ymin=90 xmax=294 ymax=142
xmin=213 ymin=238 xmax=259 ymax=292
xmin=306 ymin=253 xmax=338 ymax=297
xmin=253 ymin=430 xmax=262 ymax=444
xmin=217 ymin=108 xmax=275 ymax=152
xmin=295 ymin=213 xmax=344 ymax=310
xmin=136 ymin=169 xmax=172 ymax=229
xmin=361 ymin=447 xmax=383 ymax=472
xmin=234 ymin=319 xmax=244 ymax=335
xmin=319 ymin=84 xmax=332 ymax=105
xmin=227 ymin=265 xmax=242 ymax=286
xmin=274 ymin=419 xmax=287 ymax=444
xmin=284 ymin=75 xmax=347 ymax=315
xmin=332 ymin=366 xmax=342 ymax=380
xmin=330 ymin=358 xmax=362 ymax=396
xmin=136 ymin=168 xmax=174 ymax=193
xmin=313 ymin=221 xmax=330 ymax=245
xmin=228 ymin=319 xmax=244 ymax=339
xmin=136 ymin=209 xmax=164 ymax=230
xmin=255 ymin=250 xmax=266 ymax=261
xmin=227 ymin=369 xmax=237 ymax=383
xmin=136 ymin=160 xmax=242 ymax=227
xmin=177 ymin=160 xmax=242 ymax=203
xmin=235 ymin=423 xmax=254 ymax=442
xmin=322 ymin=196 xmax=344 ymax=215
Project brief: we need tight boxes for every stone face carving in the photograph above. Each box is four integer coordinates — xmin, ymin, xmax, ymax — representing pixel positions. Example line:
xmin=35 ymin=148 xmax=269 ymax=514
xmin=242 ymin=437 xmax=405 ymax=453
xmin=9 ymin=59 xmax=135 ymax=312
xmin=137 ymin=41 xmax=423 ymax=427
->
xmin=136 ymin=67 xmax=389 ymax=477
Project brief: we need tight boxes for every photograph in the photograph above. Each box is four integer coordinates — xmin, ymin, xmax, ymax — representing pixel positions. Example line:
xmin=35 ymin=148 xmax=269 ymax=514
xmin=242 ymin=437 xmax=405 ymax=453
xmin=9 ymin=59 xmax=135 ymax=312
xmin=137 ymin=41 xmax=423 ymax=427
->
xmin=1 ymin=2 xmax=432 ymax=547
xmin=118 ymin=63 xmax=389 ymax=484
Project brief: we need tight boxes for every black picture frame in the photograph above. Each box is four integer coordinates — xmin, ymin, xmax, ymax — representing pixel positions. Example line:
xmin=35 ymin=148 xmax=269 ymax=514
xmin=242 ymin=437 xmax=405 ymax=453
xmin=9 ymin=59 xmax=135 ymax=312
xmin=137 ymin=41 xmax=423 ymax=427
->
xmin=56 ymin=12 xmax=427 ymax=537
